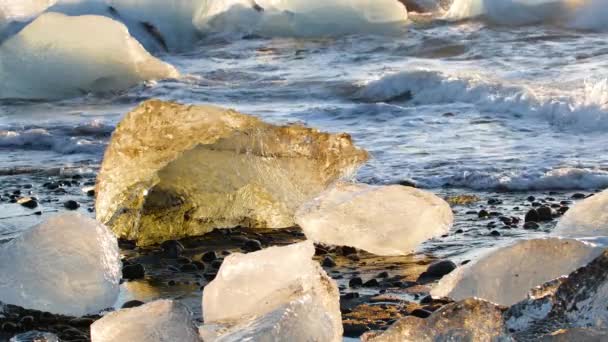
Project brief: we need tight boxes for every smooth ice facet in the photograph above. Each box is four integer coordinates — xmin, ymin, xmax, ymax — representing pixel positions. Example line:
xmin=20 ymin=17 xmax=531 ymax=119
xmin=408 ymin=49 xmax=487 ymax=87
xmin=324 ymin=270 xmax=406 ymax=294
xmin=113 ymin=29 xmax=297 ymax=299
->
xmin=201 ymin=241 xmax=342 ymax=342
xmin=0 ymin=12 xmax=178 ymax=100
xmin=432 ymin=238 xmax=603 ymax=306
xmin=91 ymin=299 xmax=200 ymax=342
xmin=0 ymin=213 xmax=121 ymax=316
xmin=96 ymin=100 xmax=368 ymax=246
xmin=295 ymin=182 xmax=453 ymax=256
xmin=553 ymin=190 xmax=608 ymax=238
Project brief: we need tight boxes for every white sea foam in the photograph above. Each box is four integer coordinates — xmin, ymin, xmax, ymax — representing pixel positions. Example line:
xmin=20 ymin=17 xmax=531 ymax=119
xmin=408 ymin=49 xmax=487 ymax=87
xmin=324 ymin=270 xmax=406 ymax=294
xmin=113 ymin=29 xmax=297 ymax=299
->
xmin=358 ymin=69 xmax=608 ymax=132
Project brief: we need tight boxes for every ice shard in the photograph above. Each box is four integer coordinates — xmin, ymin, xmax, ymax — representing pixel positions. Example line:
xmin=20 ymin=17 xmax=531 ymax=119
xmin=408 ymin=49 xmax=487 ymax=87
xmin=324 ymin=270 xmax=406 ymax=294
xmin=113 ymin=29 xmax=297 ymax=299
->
xmin=91 ymin=300 xmax=200 ymax=342
xmin=553 ymin=190 xmax=608 ymax=238
xmin=201 ymin=241 xmax=343 ymax=342
xmin=432 ymin=238 xmax=603 ymax=306
xmin=362 ymin=298 xmax=507 ymax=342
xmin=96 ymin=100 xmax=368 ymax=246
xmin=0 ymin=12 xmax=179 ymax=100
xmin=295 ymin=182 xmax=453 ymax=256
xmin=0 ymin=213 xmax=121 ymax=316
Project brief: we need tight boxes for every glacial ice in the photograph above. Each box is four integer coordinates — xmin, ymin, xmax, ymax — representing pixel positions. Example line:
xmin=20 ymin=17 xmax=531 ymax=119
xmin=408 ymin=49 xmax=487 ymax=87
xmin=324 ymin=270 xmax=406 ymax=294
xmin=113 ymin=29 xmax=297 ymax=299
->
xmin=96 ymin=100 xmax=368 ymax=246
xmin=0 ymin=12 xmax=179 ymax=100
xmin=0 ymin=213 xmax=121 ymax=316
xmin=431 ymin=238 xmax=603 ymax=306
xmin=90 ymin=300 xmax=200 ymax=342
xmin=201 ymin=241 xmax=343 ymax=342
xmin=0 ymin=0 xmax=56 ymax=38
xmin=362 ymin=298 xmax=506 ymax=342
xmin=553 ymin=190 xmax=608 ymax=238
xmin=295 ymin=182 xmax=453 ymax=256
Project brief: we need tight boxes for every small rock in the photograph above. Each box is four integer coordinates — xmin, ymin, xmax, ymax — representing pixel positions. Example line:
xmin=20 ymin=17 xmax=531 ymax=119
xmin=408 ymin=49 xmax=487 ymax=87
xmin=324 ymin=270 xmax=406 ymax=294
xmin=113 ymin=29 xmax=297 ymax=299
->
xmin=341 ymin=246 xmax=358 ymax=256
xmin=18 ymin=197 xmax=38 ymax=209
xmin=160 ymin=240 xmax=184 ymax=258
xmin=20 ymin=315 xmax=35 ymax=327
xmin=243 ymin=239 xmax=262 ymax=252
xmin=478 ymin=209 xmax=489 ymax=218
xmin=490 ymin=230 xmax=501 ymax=237
xmin=527 ymin=196 xmax=535 ymax=202
xmin=192 ymin=261 xmax=205 ymax=271
xmin=523 ymin=222 xmax=540 ymax=230
xmin=63 ymin=200 xmax=80 ymax=210
xmin=525 ymin=209 xmax=540 ymax=222
xmin=572 ymin=193 xmax=586 ymax=199
xmin=536 ymin=206 xmax=553 ymax=221
xmin=487 ymin=198 xmax=502 ymax=205
xmin=363 ymin=279 xmax=379 ymax=287
xmin=201 ymin=251 xmax=217 ymax=262
xmin=420 ymin=295 xmax=433 ymax=304
xmin=342 ymin=292 xmax=360 ymax=300
xmin=349 ymin=277 xmax=363 ymax=288
xmin=426 ymin=260 xmax=457 ymax=278
xmin=68 ymin=317 xmax=95 ymax=327
xmin=121 ymin=300 xmax=145 ymax=308
xmin=180 ymin=264 xmax=198 ymax=272
xmin=122 ymin=264 xmax=145 ymax=280
xmin=322 ymin=256 xmax=336 ymax=268
xmin=410 ymin=308 xmax=432 ymax=318
xmin=377 ymin=271 xmax=389 ymax=278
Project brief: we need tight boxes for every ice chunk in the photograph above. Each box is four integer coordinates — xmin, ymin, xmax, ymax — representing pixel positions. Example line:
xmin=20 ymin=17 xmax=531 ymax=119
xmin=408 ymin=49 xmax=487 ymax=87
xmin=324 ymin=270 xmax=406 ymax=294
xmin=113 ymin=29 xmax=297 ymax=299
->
xmin=0 ymin=12 xmax=179 ymax=100
xmin=91 ymin=299 xmax=200 ymax=342
xmin=201 ymin=241 xmax=343 ymax=341
xmin=295 ymin=182 xmax=453 ymax=256
xmin=553 ymin=190 xmax=608 ymax=238
xmin=9 ymin=331 xmax=59 ymax=342
xmin=362 ymin=298 xmax=507 ymax=342
xmin=432 ymin=238 xmax=603 ymax=306
xmin=96 ymin=100 xmax=368 ymax=246
xmin=0 ymin=1 xmax=56 ymax=34
xmin=506 ymin=248 xmax=608 ymax=338
xmin=0 ymin=213 xmax=121 ymax=316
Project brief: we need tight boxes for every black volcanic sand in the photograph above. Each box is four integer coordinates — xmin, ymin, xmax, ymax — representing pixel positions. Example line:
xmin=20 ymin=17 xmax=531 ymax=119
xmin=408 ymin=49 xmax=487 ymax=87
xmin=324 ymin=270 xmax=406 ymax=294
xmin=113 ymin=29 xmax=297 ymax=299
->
xmin=0 ymin=171 xmax=599 ymax=341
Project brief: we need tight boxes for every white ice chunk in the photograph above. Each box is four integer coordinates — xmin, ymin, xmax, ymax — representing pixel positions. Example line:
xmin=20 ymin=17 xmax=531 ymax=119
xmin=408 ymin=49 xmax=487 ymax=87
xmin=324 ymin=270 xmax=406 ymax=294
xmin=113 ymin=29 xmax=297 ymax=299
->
xmin=91 ymin=300 xmax=200 ymax=342
xmin=0 ymin=12 xmax=179 ymax=100
xmin=432 ymin=238 xmax=603 ymax=306
xmin=202 ymin=241 xmax=342 ymax=342
xmin=295 ymin=182 xmax=453 ymax=256
xmin=0 ymin=0 xmax=56 ymax=34
xmin=553 ymin=190 xmax=608 ymax=238
xmin=0 ymin=213 xmax=121 ymax=316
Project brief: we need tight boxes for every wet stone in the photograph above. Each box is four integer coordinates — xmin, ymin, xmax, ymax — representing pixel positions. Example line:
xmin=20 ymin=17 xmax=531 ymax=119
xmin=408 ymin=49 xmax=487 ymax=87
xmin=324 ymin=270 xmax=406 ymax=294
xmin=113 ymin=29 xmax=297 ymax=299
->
xmin=525 ymin=209 xmax=540 ymax=222
xmin=200 ymin=251 xmax=217 ymax=263
xmin=410 ymin=308 xmax=432 ymax=319
xmin=122 ymin=264 xmax=145 ymax=280
xmin=322 ymin=256 xmax=337 ymax=268
xmin=349 ymin=277 xmax=363 ymax=288
xmin=63 ymin=200 xmax=80 ymax=210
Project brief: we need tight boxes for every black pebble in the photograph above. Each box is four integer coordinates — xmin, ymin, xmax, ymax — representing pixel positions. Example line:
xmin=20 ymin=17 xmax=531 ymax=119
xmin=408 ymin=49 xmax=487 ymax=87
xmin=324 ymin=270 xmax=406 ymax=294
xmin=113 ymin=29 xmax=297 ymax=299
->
xmin=341 ymin=246 xmax=358 ymax=256
xmin=192 ymin=261 xmax=206 ymax=271
xmin=490 ymin=230 xmax=501 ymax=236
xmin=161 ymin=240 xmax=184 ymax=259
xmin=63 ymin=200 xmax=80 ymax=210
xmin=572 ymin=193 xmax=586 ymax=199
xmin=342 ymin=292 xmax=360 ymax=300
xmin=201 ymin=251 xmax=217 ymax=262
xmin=243 ymin=239 xmax=262 ymax=252
xmin=536 ymin=206 xmax=553 ymax=221
xmin=19 ymin=198 xmax=38 ymax=209
xmin=478 ymin=210 xmax=489 ymax=218
xmin=420 ymin=295 xmax=433 ymax=304
xmin=349 ymin=277 xmax=363 ymax=288
xmin=363 ymin=279 xmax=379 ymax=287
xmin=122 ymin=264 xmax=145 ymax=280
xmin=426 ymin=260 xmax=457 ymax=278
xmin=526 ymin=196 xmax=535 ymax=202
xmin=525 ymin=209 xmax=540 ymax=222
xmin=410 ymin=309 xmax=432 ymax=319
xmin=322 ymin=256 xmax=336 ymax=267
xmin=523 ymin=222 xmax=540 ymax=230
xmin=377 ymin=271 xmax=389 ymax=278
xmin=122 ymin=300 xmax=145 ymax=309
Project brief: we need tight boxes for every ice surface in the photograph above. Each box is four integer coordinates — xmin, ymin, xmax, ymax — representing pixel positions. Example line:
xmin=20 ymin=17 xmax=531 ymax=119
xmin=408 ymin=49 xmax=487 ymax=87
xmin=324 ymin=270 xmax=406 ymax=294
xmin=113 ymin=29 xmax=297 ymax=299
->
xmin=295 ymin=182 xmax=453 ymax=256
xmin=0 ymin=213 xmax=121 ymax=316
xmin=0 ymin=12 xmax=179 ymax=100
xmin=506 ymin=249 xmax=608 ymax=339
xmin=9 ymin=331 xmax=60 ymax=342
xmin=201 ymin=241 xmax=343 ymax=341
xmin=362 ymin=298 xmax=506 ymax=342
xmin=432 ymin=238 xmax=603 ymax=306
xmin=91 ymin=299 xmax=200 ymax=342
xmin=0 ymin=0 xmax=56 ymax=37
xmin=553 ymin=189 xmax=608 ymax=238
xmin=96 ymin=100 xmax=368 ymax=246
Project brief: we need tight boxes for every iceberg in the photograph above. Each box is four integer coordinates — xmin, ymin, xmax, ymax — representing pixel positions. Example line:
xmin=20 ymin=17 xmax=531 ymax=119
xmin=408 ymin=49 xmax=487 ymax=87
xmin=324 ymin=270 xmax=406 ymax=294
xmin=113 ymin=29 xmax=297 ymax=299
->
xmin=432 ymin=238 xmax=603 ymax=306
xmin=0 ymin=0 xmax=56 ymax=39
xmin=0 ymin=12 xmax=179 ymax=100
xmin=295 ymin=182 xmax=453 ymax=256
xmin=96 ymin=100 xmax=368 ymax=246
xmin=0 ymin=213 xmax=121 ymax=316
xmin=362 ymin=298 xmax=506 ymax=342
xmin=91 ymin=300 xmax=200 ymax=342
xmin=553 ymin=190 xmax=608 ymax=238
xmin=201 ymin=241 xmax=343 ymax=342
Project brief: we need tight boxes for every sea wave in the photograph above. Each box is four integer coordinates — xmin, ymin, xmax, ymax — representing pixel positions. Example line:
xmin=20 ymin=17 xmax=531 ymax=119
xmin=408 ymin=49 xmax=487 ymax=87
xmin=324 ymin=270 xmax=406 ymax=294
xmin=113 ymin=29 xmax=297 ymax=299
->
xmin=357 ymin=69 xmax=608 ymax=132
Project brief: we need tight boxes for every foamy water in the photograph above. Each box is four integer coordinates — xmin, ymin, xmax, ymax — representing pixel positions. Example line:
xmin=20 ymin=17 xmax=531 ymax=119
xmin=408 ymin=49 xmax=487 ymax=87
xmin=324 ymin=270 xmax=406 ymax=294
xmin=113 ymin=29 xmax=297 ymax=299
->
xmin=1 ymin=0 xmax=608 ymax=192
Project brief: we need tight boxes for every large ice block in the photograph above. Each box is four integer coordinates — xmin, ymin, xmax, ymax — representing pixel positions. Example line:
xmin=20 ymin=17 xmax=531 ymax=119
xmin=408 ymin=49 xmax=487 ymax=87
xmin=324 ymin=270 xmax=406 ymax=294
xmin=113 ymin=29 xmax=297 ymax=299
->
xmin=201 ymin=241 xmax=343 ymax=342
xmin=0 ymin=213 xmax=121 ymax=316
xmin=0 ymin=12 xmax=178 ymax=100
xmin=432 ymin=238 xmax=603 ymax=306
xmin=91 ymin=300 xmax=200 ymax=342
xmin=96 ymin=100 xmax=368 ymax=246
xmin=295 ymin=182 xmax=453 ymax=256
xmin=553 ymin=190 xmax=608 ymax=238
